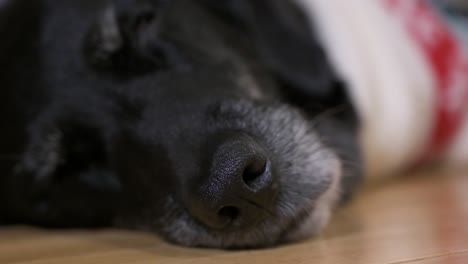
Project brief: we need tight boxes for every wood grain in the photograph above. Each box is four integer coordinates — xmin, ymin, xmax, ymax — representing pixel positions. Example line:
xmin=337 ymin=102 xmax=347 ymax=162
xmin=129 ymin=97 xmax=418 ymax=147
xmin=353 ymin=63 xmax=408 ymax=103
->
xmin=1 ymin=171 xmax=467 ymax=264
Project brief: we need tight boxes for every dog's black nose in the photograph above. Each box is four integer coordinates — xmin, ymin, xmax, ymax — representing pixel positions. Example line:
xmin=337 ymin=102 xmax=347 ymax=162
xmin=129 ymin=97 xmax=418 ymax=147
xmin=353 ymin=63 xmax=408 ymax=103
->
xmin=188 ymin=135 xmax=278 ymax=230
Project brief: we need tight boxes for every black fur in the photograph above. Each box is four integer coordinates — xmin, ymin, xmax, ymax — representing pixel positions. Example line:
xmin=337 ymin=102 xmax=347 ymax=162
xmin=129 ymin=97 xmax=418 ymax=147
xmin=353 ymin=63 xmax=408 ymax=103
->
xmin=0 ymin=0 xmax=362 ymax=248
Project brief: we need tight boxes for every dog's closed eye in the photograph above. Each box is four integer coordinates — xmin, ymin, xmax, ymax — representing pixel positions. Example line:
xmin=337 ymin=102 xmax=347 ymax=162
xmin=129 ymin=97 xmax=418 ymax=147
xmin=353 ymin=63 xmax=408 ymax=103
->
xmin=84 ymin=0 xmax=174 ymax=76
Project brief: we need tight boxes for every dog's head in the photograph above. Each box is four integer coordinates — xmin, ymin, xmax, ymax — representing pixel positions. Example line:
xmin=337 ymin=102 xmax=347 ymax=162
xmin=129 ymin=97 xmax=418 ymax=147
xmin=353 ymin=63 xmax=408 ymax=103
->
xmin=1 ymin=0 xmax=361 ymax=248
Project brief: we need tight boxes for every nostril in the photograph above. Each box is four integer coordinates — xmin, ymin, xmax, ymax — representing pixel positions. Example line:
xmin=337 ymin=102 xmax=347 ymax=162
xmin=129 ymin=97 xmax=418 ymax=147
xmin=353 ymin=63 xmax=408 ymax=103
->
xmin=242 ymin=158 xmax=268 ymax=189
xmin=217 ymin=206 xmax=240 ymax=222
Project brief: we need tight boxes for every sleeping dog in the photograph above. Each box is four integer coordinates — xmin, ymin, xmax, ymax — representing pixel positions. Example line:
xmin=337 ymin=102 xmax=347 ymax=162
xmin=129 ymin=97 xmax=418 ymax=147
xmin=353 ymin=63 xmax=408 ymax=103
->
xmin=0 ymin=0 xmax=362 ymax=248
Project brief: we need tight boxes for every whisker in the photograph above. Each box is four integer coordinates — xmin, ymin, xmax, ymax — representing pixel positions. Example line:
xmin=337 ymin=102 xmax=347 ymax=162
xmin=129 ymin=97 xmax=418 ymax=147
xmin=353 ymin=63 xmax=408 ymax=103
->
xmin=243 ymin=198 xmax=276 ymax=217
xmin=311 ymin=104 xmax=349 ymax=124
xmin=339 ymin=160 xmax=362 ymax=169
xmin=231 ymin=194 xmax=276 ymax=217
xmin=339 ymin=158 xmax=361 ymax=165
xmin=326 ymin=148 xmax=359 ymax=158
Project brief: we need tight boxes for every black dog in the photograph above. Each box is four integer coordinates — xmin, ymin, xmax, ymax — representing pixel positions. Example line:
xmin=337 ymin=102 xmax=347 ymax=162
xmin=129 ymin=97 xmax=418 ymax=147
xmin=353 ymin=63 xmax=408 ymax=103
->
xmin=0 ymin=0 xmax=361 ymax=248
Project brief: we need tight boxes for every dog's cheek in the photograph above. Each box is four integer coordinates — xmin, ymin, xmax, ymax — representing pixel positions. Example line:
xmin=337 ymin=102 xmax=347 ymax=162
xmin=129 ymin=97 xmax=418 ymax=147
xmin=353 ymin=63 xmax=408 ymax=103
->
xmin=313 ymin=108 xmax=363 ymax=204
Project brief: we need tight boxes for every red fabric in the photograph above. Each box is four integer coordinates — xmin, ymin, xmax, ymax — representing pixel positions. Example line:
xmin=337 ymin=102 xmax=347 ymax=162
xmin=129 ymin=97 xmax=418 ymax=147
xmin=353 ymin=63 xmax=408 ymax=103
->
xmin=385 ymin=0 xmax=468 ymax=161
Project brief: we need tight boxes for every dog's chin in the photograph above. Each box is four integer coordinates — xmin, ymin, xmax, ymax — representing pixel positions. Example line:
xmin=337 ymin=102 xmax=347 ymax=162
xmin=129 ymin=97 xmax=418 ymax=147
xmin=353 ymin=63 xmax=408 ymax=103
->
xmin=117 ymin=168 xmax=342 ymax=249
xmin=152 ymin=161 xmax=342 ymax=249
xmin=160 ymin=180 xmax=340 ymax=249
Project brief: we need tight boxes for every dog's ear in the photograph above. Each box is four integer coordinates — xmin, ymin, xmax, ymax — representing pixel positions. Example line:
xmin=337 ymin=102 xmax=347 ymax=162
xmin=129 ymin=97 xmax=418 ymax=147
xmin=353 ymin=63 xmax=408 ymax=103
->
xmin=202 ymin=0 xmax=339 ymax=100
xmin=84 ymin=0 xmax=171 ymax=75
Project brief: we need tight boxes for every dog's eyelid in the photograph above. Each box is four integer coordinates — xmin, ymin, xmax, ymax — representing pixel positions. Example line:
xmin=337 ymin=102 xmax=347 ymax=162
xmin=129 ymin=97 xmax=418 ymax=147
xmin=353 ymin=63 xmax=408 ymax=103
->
xmin=84 ymin=2 xmax=172 ymax=77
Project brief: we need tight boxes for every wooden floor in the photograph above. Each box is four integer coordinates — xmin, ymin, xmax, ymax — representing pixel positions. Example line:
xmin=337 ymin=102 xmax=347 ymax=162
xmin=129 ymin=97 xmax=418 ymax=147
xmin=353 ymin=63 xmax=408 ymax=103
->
xmin=1 ymin=170 xmax=468 ymax=264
